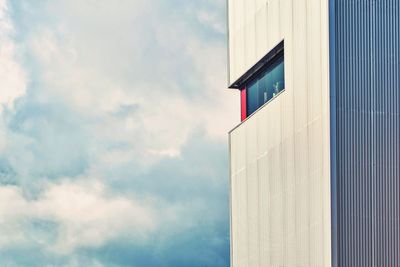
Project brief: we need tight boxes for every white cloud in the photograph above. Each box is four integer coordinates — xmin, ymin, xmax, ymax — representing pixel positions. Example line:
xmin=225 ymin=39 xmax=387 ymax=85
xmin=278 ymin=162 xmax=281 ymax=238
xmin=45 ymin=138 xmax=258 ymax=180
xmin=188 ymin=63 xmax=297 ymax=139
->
xmin=0 ymin=180 xmax=157 ymax=253
xmin=0 ymin=0 xmax=234 ymax=265
xmin=0 ymin=186 xmax=28 ymax=245
xmin=21 ymin=0 xmax=238 ymax=166
xmin=196 ymin=10 xmax=226 ymax=34
xmin=60 ymin=259 xmax=105 ymax=267
xmin=0 ymin=0 xmax=26 ymax=109
xmin=0 ymin=119 xmax=6 ymax=151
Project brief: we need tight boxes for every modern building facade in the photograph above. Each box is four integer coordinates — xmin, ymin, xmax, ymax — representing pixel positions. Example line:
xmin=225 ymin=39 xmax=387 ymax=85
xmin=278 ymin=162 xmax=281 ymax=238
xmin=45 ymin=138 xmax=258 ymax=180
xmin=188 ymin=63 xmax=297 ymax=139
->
xmin=228 ymin=1 xmax=399 ymax=266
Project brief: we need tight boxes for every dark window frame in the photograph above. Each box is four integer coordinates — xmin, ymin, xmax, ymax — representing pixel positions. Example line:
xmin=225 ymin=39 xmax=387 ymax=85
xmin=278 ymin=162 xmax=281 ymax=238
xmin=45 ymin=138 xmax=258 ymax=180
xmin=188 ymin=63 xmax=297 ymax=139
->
xmin=228 ymin=40 xmax=284 ymax=89
xmin=245 ymin=50 xmax=285 ymax=117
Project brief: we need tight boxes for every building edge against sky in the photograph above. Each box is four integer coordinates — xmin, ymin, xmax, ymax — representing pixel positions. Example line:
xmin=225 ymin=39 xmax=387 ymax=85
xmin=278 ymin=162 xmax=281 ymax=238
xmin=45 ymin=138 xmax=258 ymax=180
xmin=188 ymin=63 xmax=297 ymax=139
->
xmin=228 ymin=0 xmax=331 ymax=266
xmin=228 ymin=0 xmax=400 ymax=266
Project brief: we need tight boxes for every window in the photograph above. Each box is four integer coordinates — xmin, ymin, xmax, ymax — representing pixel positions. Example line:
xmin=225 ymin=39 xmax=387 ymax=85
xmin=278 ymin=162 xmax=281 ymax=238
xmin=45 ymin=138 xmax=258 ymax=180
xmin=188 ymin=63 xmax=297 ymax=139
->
xmin=230 ymin=41 xmax=285 ymax=121
xmin=246 ymin=53 xmax=285 ymax=117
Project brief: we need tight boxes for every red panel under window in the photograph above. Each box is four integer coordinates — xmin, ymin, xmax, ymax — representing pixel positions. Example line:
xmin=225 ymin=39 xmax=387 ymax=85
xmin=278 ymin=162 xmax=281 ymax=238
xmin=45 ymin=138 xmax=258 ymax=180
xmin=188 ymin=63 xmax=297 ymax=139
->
xmin=240 ymin=87 xmax=247 ymax=121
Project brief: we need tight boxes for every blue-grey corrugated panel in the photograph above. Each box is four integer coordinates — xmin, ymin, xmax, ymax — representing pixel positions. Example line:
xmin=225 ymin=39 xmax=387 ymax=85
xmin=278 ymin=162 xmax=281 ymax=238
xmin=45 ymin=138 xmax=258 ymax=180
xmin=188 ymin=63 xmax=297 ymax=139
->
xmin=331 ymin=0 xmax=400 ymax=266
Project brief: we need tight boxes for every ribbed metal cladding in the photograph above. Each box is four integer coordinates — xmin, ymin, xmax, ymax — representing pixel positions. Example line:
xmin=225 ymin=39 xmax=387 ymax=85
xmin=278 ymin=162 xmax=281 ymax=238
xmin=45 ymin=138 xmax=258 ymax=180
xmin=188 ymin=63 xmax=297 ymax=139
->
xmin=332 ymin=0 xmax=400 ymax=266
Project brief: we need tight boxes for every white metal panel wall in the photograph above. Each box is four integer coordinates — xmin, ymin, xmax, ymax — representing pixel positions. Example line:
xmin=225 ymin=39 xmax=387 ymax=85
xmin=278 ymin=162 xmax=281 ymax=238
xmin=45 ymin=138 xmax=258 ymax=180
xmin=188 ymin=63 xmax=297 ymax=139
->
xmin=229 ymin=0 xmax=286 ymax=84
xmin=228 ymin=0 xmax=331 ymax=266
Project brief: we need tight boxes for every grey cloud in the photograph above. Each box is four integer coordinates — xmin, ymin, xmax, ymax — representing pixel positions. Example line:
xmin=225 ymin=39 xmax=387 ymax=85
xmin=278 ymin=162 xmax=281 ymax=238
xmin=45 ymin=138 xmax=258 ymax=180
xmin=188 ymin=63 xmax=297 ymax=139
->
xmin=0 ymin=0 xmax=236 ymax=266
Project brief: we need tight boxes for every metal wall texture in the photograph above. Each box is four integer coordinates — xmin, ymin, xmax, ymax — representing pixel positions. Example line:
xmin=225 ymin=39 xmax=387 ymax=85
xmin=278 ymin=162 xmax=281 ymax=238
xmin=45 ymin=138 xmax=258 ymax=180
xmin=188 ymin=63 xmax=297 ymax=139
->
xmin=228 ymin=0 xmax=284 ymax=84
xmin=331 ymin=0 xmax=400 ymax=266
xmin=228 ymin=0 xmax=331 ymax=266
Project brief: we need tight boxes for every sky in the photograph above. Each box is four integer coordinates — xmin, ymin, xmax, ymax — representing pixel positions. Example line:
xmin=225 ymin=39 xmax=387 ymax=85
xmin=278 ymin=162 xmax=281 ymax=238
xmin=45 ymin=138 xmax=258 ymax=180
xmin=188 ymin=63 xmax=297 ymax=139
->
xmin=0 ymin=0 xmax=239 ymax=266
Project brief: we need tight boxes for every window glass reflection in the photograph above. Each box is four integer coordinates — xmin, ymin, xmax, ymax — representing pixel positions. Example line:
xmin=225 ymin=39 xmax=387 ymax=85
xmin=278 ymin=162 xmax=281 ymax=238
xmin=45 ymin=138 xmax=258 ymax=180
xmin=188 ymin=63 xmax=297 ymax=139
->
xmin=247 ymin=79 xmax=259 ymax=116
xmin=257 ymin=72 xmax=267 ymax=106
xmin=246 ymin=54 xmax=284 ymax=117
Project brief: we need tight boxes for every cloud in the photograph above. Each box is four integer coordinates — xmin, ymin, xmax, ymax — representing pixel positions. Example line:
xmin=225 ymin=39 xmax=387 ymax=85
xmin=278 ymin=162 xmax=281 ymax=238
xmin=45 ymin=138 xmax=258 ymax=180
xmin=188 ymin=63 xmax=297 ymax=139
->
xmin=0 ymin=0 xmax=237 ymax=266
xmin=0 ymin=179 xmax=156 ymax=253
xmin=0 ymin=0 xmax=26 ymax=109
xmin=0 ymin=0 xmax=27 ymax=158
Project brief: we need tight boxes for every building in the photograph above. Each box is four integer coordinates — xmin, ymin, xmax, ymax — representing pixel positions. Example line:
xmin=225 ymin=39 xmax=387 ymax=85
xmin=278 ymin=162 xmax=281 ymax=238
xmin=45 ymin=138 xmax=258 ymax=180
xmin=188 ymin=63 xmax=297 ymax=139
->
xmin=227 ymin=0 xmax=400 ymax=266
